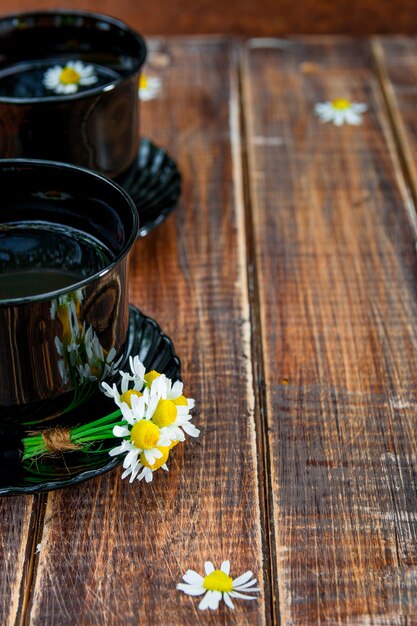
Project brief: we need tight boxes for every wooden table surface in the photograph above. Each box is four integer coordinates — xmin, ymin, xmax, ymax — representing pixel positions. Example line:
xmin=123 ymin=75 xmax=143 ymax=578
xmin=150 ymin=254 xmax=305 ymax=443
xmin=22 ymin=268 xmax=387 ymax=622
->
xmin=3 ymin=33 xmax=417 ymax=625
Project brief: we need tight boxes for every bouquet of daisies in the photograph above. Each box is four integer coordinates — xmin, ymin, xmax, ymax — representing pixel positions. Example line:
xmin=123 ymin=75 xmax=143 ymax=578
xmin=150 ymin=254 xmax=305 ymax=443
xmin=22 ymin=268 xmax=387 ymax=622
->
xmin=23 ymin=356 xmax=199 ymax=484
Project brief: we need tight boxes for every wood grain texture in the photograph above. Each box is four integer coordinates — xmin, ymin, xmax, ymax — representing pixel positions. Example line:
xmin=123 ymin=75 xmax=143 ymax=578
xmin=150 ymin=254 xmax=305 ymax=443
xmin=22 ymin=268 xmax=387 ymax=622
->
xmin=0 ymin=495 xmax=39 ymax=626
xmin=243 ymin=37 xmax=417 ymax=624
xmin=2 ymin=0 xmax=416 ymax=36
xmin=25 ymin=39 xmax=267 ymax=625
xmin=373 ymin=37 xmax=417 ymax=210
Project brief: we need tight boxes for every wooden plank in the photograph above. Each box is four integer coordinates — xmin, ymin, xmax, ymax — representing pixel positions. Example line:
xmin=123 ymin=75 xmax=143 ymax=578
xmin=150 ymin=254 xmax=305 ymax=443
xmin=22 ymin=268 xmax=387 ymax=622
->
xmin=26 ymin=39 xmax=267 ymax=625
xmin=372 ymin=37 xmax=417 ymax=210
xmin=243 ymin=37 xmax=417 ymax=624
xmin=7 ymin=0 xmax=417 ymax=36
xmin=0 ymin=495 xmax=39 ymax=626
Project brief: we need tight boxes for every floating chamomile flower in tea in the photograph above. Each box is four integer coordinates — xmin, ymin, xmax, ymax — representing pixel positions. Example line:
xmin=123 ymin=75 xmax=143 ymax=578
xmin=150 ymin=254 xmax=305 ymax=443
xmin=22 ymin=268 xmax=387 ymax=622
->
xmin=43 ymin=61 xmax=98 ymax=95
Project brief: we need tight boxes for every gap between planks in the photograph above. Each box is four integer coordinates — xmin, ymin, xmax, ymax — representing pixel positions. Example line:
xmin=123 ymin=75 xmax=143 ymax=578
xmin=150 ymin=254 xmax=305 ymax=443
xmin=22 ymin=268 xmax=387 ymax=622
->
xmin=238 ymin=42 xmax=280 ymax=626
xmin=18 ymin=494 xmax=47 ymax=626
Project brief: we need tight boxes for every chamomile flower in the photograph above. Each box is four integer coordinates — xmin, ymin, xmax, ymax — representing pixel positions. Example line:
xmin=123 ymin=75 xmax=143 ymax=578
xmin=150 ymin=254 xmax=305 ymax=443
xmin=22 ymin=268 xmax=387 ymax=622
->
xmin=106 ymin=358 xmax=199 ymax=483
xmin=122 ymin=443 xmax=172 ymax=483
xmin=43 ymin=61 xmax=98 ymax=95
xmin=138 ymin=74 xmax=161 ymax=101
xmin=146 ymin=374 xmax=199 ymax=442
xmin=110 ymin=391 xmax=172 ymax=477
xmin=177 ymin=560 xmax=261 ymax=610
xmin=154 ymin=374 xmax=195 ymax=410
xmin=314 ymin=99 xmax=367 ymax=126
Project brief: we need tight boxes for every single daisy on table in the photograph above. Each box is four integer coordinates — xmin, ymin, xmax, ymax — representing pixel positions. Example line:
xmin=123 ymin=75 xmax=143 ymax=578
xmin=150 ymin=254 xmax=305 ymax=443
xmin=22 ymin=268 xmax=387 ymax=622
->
xmin=138 ymin=74 xmax=161 ymax=101
xmin=314 ymin=98 xmax=367 ymax=126
xmin=177 ymin=560 xmax=261 ymax=610
xmin=43 ymin=61 xmax=98 ymax=95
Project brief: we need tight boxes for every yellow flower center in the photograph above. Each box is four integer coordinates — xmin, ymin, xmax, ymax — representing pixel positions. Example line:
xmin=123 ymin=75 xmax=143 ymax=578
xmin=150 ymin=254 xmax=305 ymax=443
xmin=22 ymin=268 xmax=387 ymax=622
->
xmin=203 ymin=570 xmax=233 ymax=593
xmin=139 ymin=75 xmax=149 ymax=89
xmin=119 ymin=389 xmax=142 ymax=408
xmin=144 ymin=370 xmax=160 ymax=386
xmin=169 ymin=440 xmax=179 ymax=449
xmin=332 ymin=98 xmax=351 ymax=110
xmin=60 ymin=67 xmax=81 ymax=85
xmin=140 ymin=445 xmax=170 ymax=470
xmin=174 ymin=395 xmax=188 ymax=406
xmin=130 ymin=420 xmax=160 ymax=449
xmin=151 ymin=399 xmax=177 ymax=427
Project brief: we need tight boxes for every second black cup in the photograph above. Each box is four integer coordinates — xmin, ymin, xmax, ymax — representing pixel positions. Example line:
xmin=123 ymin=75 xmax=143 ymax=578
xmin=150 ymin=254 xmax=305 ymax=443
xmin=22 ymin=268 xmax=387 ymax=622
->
xmin=0 ymin=10 xmax=147 ymax=179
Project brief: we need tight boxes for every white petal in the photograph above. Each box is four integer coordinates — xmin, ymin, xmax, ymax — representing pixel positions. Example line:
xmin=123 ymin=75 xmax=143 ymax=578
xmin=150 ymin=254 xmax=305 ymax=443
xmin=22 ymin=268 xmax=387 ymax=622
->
xmin=198 ymin=591 xmax=212 ymax=611
xmin=121 ymin=467 xmax=132 ymax=480
xmin=137 ymin=467 xmax=148 ymax=481
xmin=182 ymin=423 xmax=200 ymax=437
xmin=143 ymin=448 xmax=162 ymax=465
xmin=229 ymin=591 xmax=259 ymax=600
xmin=131 ymin=393 xmax=145 ymax=416
xmin=234 ymin=579 xmax=260 ymax=590
xmin=220 ymin=560 xmax=230 ymax=575
xmin=204 ymin=561 xmax=215 ymax=575
xmin=170 ymin=380 xmax=183 ymax=398
xmin=146 ymin=394 xmax=159 ymax=419
xmin=345 ymin=110 xmax=362 ymax=125
xmin=177 ymin=583 xmax=206 ymax=596
xmin=120 ymin=403 xmax=135 ymax=425
xmin=232 ymin=570 xmax=253 ymax=587
xmin=223 ymin=593 xmax=235 ymax=609
xmin=352 ymin=102 xmax=367 ymax=113
xmin=314 ymin=102 xmax=328 ymax=114
xmin=207 ymin=590 xmax=222 ymax=610
xmin=109 ymin=445 xmax=124 ymax=457
xmin=101 ymin=381 xmax=115 ymax=396
xmin=183 ymin=570 xmax=204 ymax=586
xmin=123 ymin=449 xmax=138 ymax=469
xmin=142 ymin=467 xmax=152 ymax=482
xmin=333 ymin=111 xmax=345 ymax=126
xmin=113 ymin=425 xmax=129 ymax=437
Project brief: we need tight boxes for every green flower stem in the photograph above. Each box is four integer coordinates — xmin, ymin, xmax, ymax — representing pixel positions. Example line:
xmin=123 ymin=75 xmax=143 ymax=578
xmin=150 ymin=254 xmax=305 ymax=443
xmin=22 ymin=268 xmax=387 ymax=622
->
xmin=22 ymin=410 xmax=127 ymax=461
xmin=74 ymin=409 xmax=122 ymax=433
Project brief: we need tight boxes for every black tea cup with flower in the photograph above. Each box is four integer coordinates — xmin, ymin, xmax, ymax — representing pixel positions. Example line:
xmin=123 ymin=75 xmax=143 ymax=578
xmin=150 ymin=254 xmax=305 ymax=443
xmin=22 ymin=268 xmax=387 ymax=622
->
xmin=0 ymin=10 xmax=147 ymax=180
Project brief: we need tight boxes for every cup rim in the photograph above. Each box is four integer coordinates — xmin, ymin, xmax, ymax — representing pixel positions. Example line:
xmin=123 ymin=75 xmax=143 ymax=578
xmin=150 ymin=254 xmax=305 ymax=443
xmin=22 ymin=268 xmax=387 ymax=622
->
xmin=0 ymin=9 xmax=147 ymax=104
xmin=0 ymin=157 xmax=139 ymax=306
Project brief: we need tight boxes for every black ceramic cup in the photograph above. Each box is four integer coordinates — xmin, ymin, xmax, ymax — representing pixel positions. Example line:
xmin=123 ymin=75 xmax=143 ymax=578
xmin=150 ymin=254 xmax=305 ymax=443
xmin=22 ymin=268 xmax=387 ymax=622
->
xmin=0 ymin=10 xmax=147 ymax=179
xmin=0 ymin=159 xmax=139 ymax=425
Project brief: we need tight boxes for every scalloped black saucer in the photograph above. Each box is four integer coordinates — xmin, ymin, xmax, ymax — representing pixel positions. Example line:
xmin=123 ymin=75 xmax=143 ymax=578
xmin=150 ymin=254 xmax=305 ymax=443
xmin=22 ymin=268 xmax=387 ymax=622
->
xmin=0 ymin=305 xmax=180 ymax=496
xmin=116 ymin=138 xmax=181 ymax=237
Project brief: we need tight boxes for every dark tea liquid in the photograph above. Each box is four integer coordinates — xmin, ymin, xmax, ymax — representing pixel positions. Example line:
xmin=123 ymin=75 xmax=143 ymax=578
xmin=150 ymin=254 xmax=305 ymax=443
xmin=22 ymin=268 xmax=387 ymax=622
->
xmin=0 ymin=221 xmax=113 ymax=299
xmin=0 ymin=58 xmax=120 ymax=99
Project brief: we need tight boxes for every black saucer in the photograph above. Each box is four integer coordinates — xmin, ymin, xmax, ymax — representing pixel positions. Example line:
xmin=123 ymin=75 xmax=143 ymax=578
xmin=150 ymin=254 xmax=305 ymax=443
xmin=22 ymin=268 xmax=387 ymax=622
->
xmin=117 ymin=138 xmax=182 ymax=237
xmin=0 ymin=305 xmax=181 ymax=496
